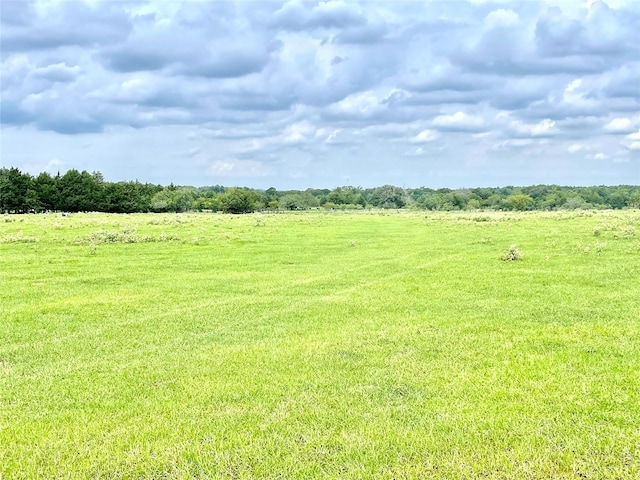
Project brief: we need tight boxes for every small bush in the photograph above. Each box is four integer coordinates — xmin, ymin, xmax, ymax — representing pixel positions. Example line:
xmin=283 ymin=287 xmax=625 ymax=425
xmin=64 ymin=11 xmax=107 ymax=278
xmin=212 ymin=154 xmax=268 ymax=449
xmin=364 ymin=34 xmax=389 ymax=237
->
xmin=615 ymin=226 xmax=636 ymax=238
xmin=501 ymin=244 xmax=523 ymax=261
xmin=593 ymin=241 xmax=608 ymax=253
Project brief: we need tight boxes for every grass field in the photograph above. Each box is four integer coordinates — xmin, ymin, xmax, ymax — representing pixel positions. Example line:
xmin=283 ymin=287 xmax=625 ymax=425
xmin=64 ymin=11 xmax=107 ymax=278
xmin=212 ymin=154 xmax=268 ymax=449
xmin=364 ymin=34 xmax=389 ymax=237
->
xmin=1 ymin=210 xmax=639 ymax=479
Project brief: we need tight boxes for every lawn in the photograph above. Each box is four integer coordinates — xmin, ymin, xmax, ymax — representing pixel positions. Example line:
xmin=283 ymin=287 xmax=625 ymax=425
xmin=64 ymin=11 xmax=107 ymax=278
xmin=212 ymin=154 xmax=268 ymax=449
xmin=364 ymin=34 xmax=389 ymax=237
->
xmin=1 ymin=210 xmax=639 ymax=479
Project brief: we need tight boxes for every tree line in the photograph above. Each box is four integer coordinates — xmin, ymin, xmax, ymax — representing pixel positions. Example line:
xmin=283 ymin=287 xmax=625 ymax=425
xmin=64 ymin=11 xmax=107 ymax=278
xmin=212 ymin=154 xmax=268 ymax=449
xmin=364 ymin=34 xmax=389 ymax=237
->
xmin=1 ymin=167 xmax=639 ymax=214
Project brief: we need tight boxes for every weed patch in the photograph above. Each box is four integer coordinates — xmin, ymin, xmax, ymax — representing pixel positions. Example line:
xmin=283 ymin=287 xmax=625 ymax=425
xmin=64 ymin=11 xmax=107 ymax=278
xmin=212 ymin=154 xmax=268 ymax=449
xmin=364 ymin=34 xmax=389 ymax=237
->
xmin=76 ymin=229 xmax=179 ymax=245
xmin=0 ymin=232 xmax=39 ymax=243
xmin=501 ymin=244 xmax=523 ymax=261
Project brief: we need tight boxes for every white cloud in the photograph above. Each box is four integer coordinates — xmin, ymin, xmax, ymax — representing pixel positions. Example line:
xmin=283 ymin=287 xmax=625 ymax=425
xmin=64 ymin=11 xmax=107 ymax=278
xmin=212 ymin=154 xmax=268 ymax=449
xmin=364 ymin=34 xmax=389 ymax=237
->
xmin=510 ymin=119 xmax=557 ymax=137
xmin=232 ymin=139 xmax=265 ymax=154
xmin=567 ymin=143 xmax=588 ymax=153
xmin=208 ymin=159 xmax=270 ymax=177
xmin=432 ymin=112 xmax=484 ymax=131
xmin=43 ymin=158 xmax=64 ymax=174
xmin=565 ymin=79 xmax=582 ymax=93
xmin=282 ymin=121 xmax=316 ymax=145
xmin=484 ymin=9 xmax=520 ymax=29
xmin=492 ymin=139 xmax=534 ymax=150
xmin=411 ymin=129 xmax=440 ymax=143
xmin=604 ymin=117 xmax=635 ymax=133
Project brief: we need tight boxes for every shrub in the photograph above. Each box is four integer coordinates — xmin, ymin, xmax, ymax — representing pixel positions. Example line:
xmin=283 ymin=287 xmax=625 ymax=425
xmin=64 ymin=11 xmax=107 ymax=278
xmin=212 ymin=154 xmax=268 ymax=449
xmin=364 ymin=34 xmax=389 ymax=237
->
xmin=593 ymin=241 xmax=608 ymax=253
xmin=501 ymin=244 xmax=523 ymax=261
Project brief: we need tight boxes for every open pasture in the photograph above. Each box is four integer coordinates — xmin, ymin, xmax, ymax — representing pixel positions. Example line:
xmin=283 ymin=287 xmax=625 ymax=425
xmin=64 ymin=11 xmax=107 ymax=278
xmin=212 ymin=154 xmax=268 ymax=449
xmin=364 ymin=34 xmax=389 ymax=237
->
xmin=1 ymin=210 xmax=639 ymax=479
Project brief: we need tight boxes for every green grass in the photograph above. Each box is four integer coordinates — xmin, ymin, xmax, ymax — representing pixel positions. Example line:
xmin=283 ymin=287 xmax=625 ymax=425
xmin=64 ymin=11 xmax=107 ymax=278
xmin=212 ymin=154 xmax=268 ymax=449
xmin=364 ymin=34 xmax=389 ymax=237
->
xmin=1 ymin=210 xmax=639 ymax=479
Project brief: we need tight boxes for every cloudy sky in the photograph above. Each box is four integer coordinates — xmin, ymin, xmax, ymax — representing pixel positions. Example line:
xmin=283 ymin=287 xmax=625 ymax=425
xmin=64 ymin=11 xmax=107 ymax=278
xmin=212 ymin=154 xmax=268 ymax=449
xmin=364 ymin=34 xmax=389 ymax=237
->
xmin=1 ymin=0 xmax=639 ymax=189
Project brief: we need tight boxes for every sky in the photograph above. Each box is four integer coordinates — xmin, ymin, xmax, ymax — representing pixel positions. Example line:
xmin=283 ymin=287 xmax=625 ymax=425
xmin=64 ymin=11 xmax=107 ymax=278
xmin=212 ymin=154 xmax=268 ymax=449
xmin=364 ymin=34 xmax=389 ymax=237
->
xmin=1 ymin=0 xmax=639 ymax=189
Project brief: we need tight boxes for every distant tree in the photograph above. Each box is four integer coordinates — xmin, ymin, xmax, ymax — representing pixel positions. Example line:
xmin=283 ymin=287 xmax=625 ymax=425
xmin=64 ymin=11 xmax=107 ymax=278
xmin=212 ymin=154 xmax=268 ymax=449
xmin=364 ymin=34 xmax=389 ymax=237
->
xmin=104 ymin=181 xmax=153 ymax=213
xmin=221 ymin=188 xmax=260 ymax=214
xmin=484 ymin=194 xmax=504 ymax=210
xmin=57 ymin=169 xmax=105 ymax=211
xmin=149 ymin=187 xmax=195 ymax=212
xmin=24 ymin=188 xmax=40 ymax=212
xmin=173 ymin=187 xmax=196 ymax=212
xmin=507 ymin=194 xmax=534 ymax=211
xmin=580 ymin=186 xmax=606 ymax=207
xmin=150 ymin=189 xmax=173 ymax=212
xmin=33 ymin=172 xmax=59 ymax=211
xmin=563 ymin=195 xmax=591 ymax=210
xmin=541 ymin=192 xmax=566 ymax=210
xmin=628 ymin=191 xmax=640 ymax=209
xmin=305 ymin=188 xmax=330 ymax=205
xmin=0 ymin=168 xmax=32 ymax=212
xmin=326 ymin=186 xmax=365 ymax=207
xmin=265 ymin=187 xmax=278 ymax=200
xmin=466 ymin=198 xmax=482 ymax=210
xmin=607 ymin=192 xmax=627 ymax=209
xmin=279 ymin=192 xmax=319 ymax=210
xmin=369 ymin=185 xmax=407 ymax=209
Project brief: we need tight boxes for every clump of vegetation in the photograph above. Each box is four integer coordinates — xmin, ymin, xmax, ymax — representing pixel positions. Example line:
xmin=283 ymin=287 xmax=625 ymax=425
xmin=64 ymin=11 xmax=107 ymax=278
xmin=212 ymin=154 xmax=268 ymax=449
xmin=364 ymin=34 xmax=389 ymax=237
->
xmin=77 ymin=229 xmax=179 ymax=245
xmin=613 ymin=225 xmax=636 ymax=239
xmin=594 ymin=241 xmax=608 ymax=253
xmin=501 ymin=244 xmax=523 ymax=261
xmin=0 ymin=232 xmax=39 ymax=243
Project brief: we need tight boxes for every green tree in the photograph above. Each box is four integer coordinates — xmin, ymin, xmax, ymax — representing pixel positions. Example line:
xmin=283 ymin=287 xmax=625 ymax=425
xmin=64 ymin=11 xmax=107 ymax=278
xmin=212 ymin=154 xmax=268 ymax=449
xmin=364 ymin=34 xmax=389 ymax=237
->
xmin=33 ymin=172 xmax=59 ymax=211
xmin=279 ymin=192 xmax=319 ymax=210
xmin=0 ymin=167 xmax=32 ymax=213
xmin=628 ymin=190 xmax=640 ymax=209
xmin=105 ymin=181 xmax=152 ymax=213
xmin=607 ymin=192 xmax=627 ymax=209
xmin=563 ymin=195 xmax=590 ymax=210
xmin=57 ymin=169 xmax=105 ymax=212
xmin=326 ymin=187 xmax=365 ymax=207
xmin=221 ymin=188 xmax=260 ymax=214
xmin=508 ymin=194 xmax=534 ymax=211
xmin=150 ymin=189 xmax=174 ymax=212
xmin=369 ymin=185 xmax=407 ymax=209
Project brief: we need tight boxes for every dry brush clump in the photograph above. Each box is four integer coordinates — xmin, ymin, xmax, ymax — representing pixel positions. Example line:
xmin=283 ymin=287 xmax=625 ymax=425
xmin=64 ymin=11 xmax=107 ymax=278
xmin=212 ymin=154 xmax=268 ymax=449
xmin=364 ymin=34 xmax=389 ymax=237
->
xmin=501 ymin=244 xmax=523 ymax=261
xmin=0 ymin=232 xmax=39 ymax=243
xmin=593 ymin=223 xmax=636 ymax=239
xmin=613 ymin=225 xmax=636 ymax=239
xmin=76 ymin=229 xmax=179 ymax=245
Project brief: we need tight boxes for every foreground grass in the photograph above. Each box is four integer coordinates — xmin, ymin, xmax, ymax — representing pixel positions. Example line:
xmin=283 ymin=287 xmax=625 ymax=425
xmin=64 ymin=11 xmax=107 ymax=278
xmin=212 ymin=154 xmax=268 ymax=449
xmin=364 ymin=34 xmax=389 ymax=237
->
xmin=1 ymin=210 xmax=639 ymax=479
